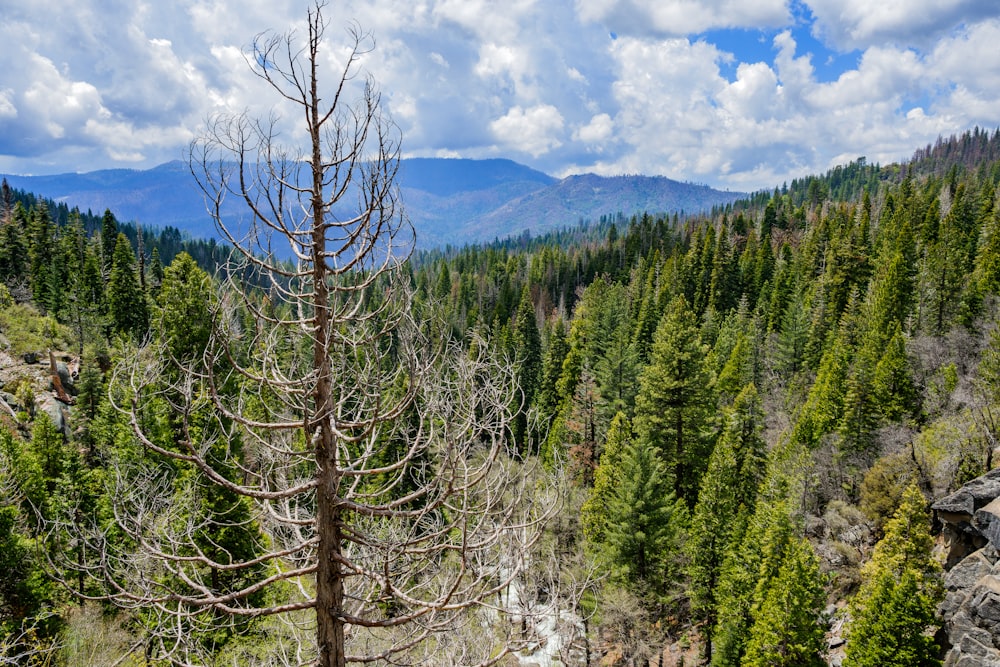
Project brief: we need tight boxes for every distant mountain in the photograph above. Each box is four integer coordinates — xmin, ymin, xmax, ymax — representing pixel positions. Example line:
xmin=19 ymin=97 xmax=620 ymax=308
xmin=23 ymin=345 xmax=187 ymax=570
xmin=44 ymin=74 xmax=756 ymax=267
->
xmin=1 ymin=161 xmax=217 ymax=237
xmin=458 ymin=173 xmax=744 ymax=244
xmin=2 ymin=159 xmax=745 ymax=248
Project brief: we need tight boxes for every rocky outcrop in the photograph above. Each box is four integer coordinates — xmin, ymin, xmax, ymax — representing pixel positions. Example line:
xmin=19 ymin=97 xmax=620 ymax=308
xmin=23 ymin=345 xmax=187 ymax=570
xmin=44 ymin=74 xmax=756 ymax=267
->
xmin=934 ymin=471 xmax=1000 ymax=666
xmin=934 ymin=468 xmax=1000 ymax=567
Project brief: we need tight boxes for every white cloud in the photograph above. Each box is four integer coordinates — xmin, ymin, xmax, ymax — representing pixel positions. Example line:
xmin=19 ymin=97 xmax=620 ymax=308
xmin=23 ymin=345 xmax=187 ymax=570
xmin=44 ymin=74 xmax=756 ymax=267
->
xmin=1 ymin=0 xmax=999 ymax=196
xmin=574 ymin=113 xmax=614 ymax=144
xmin=490 ymin=105 xmax=565 ymax=157
xmin=0 ymin=90 xmax=16 ymax=119
xmin=806 ymin=0 xmax=1000 ymax=50
xmin=575 ymin=0 xmax=789 ymax=36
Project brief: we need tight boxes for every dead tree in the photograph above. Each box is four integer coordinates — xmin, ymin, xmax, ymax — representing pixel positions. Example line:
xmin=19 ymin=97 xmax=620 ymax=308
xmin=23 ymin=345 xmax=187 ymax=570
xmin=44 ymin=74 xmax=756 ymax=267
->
xmin=54 ymin=4 xmax=553 ymax=665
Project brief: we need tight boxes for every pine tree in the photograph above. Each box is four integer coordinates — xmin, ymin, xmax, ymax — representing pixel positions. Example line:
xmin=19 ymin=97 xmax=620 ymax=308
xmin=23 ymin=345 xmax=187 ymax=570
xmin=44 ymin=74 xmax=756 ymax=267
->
xmin=633 ymin=264 xmax=660 ymax=363
xmin=688 ymin=384 xmax=768 ymax=659
xmin=974 ymin=185 xmax=1000 ymax=293
xmin=582 ymin=412 xmax=631 ymax=546
xmin=512 ymin=287 xmax=542 ymax=449
xmin=26 ymin=202 xmax=56 ymax=312
xmin=101 ymin=209 xmax=119 ymax=276
xmin=871 ymin=325 xmax=918 ymax=421
xmin=594 ymin=283 xmax=639 ymax=423
xmin=156 ymin=252 xmax=213 ymax=363
xmin=536 ymin=317 xmax=568 ymax=422
xmin=774 ymin=292 xmax=809 ymax=377
xmin=792 ymin=296 xmax=860 ymax=449
xmin=107 ymin=233 xmax=149 ymax=338
xmin=602 ymin=434 xmax=687 ymax=598
xmin=634 ymin=295 xmax=716 ymax=504
xmin=713 ymin=499 xmax=796 ymax=666
xmin=844 ymin=484 xmax=943 ymax=667
xmin=742 ymin=536 xmax=826 ymax=667
xmin=0 ymin=202 xmax=29 ymax=283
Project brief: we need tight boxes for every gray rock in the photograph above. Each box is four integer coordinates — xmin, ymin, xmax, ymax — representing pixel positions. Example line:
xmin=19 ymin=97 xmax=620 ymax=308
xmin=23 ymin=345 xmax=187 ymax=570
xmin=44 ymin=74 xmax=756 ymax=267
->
xmin=954 ymin=652 xmax=1000 ymax=667
xmin=55 ymin=360 xmax=75 ymax=393
xmin=35 ymin=395 xmax=69 ymax=437
xmin=958 ymin=632 xmax=997 ymax=659
xmin=978 ymin=498 xmax=1000 ymax=552
xmin=935 ymin=468 xmax=1000 ymax=520
xmin=937 ymin=470 xmax=1000 ymax=666
xmin=0 ymin=391 xmax=20 ymax=413
xmin=946 ymin=551 xmax=994 ymax=592
xmin=985 ymin=544 xmax=1000 ymax=565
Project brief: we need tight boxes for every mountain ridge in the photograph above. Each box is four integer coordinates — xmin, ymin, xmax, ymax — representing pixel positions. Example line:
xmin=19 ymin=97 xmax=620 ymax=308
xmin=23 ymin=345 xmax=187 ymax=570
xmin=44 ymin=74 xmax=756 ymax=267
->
xmin=1 ymin=158 xmax=746 ymax=247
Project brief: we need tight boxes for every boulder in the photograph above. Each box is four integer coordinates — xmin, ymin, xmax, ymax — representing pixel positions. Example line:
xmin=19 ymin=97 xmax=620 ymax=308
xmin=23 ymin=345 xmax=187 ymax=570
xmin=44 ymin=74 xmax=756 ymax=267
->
xmin=939 ymin=470 xmax=1000 ymax=667
xmin=935 ymin=470 xmax=1000 ymax=566
xmin=35 ymin=395 xmax=70 ymax=437
xmin=934 ymin=468 xmax=1000 ymax=522
xmin=55 ymin=360 xmax=75 ymax=394
xmin=978 ymin=498 xmax=1000 ymax=552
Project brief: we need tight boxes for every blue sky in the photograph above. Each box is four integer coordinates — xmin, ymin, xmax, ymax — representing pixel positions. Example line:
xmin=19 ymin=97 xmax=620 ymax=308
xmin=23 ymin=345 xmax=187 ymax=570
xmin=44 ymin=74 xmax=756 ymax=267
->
xmin=1 ymin=0 xmax=999 ymax=191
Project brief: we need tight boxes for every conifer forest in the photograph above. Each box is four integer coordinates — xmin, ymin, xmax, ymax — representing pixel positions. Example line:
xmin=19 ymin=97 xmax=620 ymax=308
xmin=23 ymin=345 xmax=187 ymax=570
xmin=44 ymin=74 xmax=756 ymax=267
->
xmin=7 ymin=6 xmax=1000 ymax=667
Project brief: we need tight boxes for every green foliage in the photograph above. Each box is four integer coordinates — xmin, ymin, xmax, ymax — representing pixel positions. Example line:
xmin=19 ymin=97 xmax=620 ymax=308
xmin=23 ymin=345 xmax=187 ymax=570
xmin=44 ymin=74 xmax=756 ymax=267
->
xmin=742 ymin=536 xmax=826 ymax=667
xmin=0 ymin=303 xmax=72 ymax=355
xmin=634 ymin=295 xmax=716 ymax=504
xmin=601 ymin=433 xmax=688 ymax=600
xmin=582 ymin=411 xmax=631 ymax=546
xmin=688 ymin=384 xmax=768 ymax=642
xmin=871 ymin=325 xmax=919 ymax=422
xmin=858 ymin=452 xmax=921 ymax=533
xmin=156 ymin=252 xmax=213 ymax=363
xmin=512 ymin=287 xmax=542 ymax=449
xmin=845 ymin=485 xmax=943 ymax=667
xmin=978 ymin=322 xmax=1000 ymax=404
xmin=713 ymin=498 xmax=798 ymax=666
xmin=107 ymin=232 xmax=148 ymax=338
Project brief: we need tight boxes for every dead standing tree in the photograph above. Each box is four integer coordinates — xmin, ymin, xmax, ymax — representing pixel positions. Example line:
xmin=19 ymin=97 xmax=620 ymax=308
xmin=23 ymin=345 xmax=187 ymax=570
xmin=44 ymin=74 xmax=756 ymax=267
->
xmin=63 ymin=3 xmax=552 ymax=665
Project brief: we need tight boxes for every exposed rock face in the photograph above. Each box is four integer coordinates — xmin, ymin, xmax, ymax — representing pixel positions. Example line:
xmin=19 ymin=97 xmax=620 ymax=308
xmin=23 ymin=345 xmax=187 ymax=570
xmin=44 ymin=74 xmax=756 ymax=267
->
xmin=934 ymin=468 xmax=1000 ymax=567
xmin=934 ymin=471 xmax=1000 ymax=666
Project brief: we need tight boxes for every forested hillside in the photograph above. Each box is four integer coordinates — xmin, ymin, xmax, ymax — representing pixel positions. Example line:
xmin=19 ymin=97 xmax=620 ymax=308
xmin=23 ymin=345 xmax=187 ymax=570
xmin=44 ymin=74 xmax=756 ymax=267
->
xmin=4 ymin=126 xmax=1000 ymax=665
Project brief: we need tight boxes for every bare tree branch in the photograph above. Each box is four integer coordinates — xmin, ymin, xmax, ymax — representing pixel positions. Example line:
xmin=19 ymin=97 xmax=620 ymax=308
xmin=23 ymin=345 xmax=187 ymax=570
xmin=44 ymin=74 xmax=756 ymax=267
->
xmin=47 ymin=4 xmax=557 ymax=665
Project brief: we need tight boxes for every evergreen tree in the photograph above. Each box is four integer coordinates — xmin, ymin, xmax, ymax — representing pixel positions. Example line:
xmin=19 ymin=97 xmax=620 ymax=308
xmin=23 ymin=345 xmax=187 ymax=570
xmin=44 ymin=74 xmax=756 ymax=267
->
xmin=844 ymin=485 xmax=943 ymax=667
xmin=149 ymin=246 xmax=164 ymax=291
xmin=713 ymin=499 xmax=796 ymax=666
xmin=156 ymin=252 xmax=213 ymax=363
xmin=602 ymin=434 xmax=687 ymax=598
xmin=512 ymin=287 xmax=542 ymax=449
xmin=774 ymin=292 xmax=809 ymax=377
xmin=594 ymin=283 xmax=639 ymax=423
xmin=742 ymin=536 xmax=826 ymax=667
xmin=582 ymin=412 xmax=631 ymax=546
xmin=792 ymin=296 xmax=860 ymax=449
xmin=107 ymin=232 xmax=148 ymax=338
xmin=634 ymin=295 xmax=716 ymax=504
xmin=974 ymin=185 xmax=1000 ymax=293
xmin=26 ymin=202 xmax=56 ymax=312
xmin=688 ymin=384 xmax=768 ymax=659
xmin=0 ymin=202 xmax=29 ymax=283
xmin=871 ymin=325 xmax=919 ymax=422
xmin=633 ymin=263 xmax=660 ymax=363
xmin=536 ymin=317 xmax=568 ymax=422
xmin=101 ymin=208 xmax=119 ymax=276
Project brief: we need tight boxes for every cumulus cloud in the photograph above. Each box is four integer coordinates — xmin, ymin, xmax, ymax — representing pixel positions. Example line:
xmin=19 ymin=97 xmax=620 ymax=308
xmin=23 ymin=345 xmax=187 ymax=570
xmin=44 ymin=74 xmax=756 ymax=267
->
xmin=575 ymin=0 xmax=789 ymax=36
xmin=806 ymin=0 xmax=1000 ymax=51
xmin=574 ymin=113 xmax=614 ymax=144
xmin=490 ymin=105 xmax=565 ymax=157
xmin=1 ymin=0 xmax=999 ymax=193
